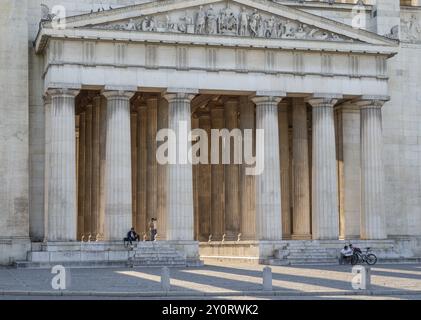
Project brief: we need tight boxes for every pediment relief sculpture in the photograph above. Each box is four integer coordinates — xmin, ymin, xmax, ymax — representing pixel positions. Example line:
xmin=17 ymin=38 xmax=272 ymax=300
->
xmin=91 ymin=3 xmax=352 ymax=42
xmin=401 ymin=14 xmax=421 ymax=43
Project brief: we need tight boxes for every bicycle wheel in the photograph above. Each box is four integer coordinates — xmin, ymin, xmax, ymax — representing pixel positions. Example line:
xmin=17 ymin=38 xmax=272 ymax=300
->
xmin=351 ymin=254 xmax=359 ymax=265
xmin=366 ymin=254 xmax=377 ymax=265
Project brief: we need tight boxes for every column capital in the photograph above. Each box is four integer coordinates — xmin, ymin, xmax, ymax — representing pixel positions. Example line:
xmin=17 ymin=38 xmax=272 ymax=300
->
xmin=252 ymin=96 xmax=283 ymax=105
xmin=46 ymin=88 xmax=80 ymax=98
xmin=306 ymin=93 xmax=342 ymax=108
xmin=102 ymin=90 xmax=136 ymax=100
xmin=353 ymin=95 xmax=389 ymax=109
xmin=43 ymin=93 xmax=52 ymax=105
xmin=164 ymin=92 xmax=197 ymax=103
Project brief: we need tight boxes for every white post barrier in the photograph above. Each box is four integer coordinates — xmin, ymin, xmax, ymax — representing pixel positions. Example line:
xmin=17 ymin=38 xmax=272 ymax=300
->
xmin=263 ymin=266 xmax=273 ymax=291
xmin=161 ymin=267 xmax=171 ymax=291
xmin=352 ymin=266 xmax=371 ymax=290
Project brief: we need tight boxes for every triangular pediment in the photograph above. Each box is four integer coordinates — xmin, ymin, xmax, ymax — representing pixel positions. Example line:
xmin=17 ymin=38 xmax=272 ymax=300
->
xmin=41 ymin=0 xmax=397 ymax=46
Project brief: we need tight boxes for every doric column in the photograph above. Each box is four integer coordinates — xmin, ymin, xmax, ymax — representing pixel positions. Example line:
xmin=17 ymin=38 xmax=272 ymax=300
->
xmin=164 ymin=91 xmax=197 ymax=241
xmin=252 ymin=95 xmax=283 ymax=240
xmin=292 ymin=98 xmax=311 ymax=239
xmin=102 ymin=90 xmax=135 ymax=240
xmin=224 ymin=98 xmax=240 ymax=240
xmin=278 ymin=100 xmax=291 ymax=239
xmin=46 ymin=89 xmax=79 ymax=241
xmin=357 ymin=98 xmax=387 ymax=240
xmin=307 ymin=95 xmax=341 ymax=240
xmin=239 ymin=97 xmax=256 ymax=240
xmin=210 ymin=104 xmax=225 ymax=240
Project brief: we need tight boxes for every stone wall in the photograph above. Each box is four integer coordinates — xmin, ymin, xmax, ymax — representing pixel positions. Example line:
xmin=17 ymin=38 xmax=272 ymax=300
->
xmin=0 ymin=0 xmax=31 ymax=264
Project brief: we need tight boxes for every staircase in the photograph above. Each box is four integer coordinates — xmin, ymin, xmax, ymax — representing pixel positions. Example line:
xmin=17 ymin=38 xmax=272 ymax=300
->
xmin=266 ymin=240 xmax=398 ymax=265
xmin=128 ymin=243 xmax=187 ymax=267
xmin=14 ymin=241 xmax=197 ymax=268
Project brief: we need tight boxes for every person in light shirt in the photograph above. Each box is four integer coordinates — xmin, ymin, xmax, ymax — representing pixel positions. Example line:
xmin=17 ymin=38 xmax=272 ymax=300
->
xmin=339 ymin=245 xmax=353 ymax=264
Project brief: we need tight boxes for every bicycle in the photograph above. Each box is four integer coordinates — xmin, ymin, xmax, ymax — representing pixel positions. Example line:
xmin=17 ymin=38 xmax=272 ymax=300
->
xmin=351 ymin=247 xmax=377 ymax=265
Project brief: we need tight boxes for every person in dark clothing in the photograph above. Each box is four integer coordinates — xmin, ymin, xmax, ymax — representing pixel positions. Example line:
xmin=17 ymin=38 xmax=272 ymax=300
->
xmin=124 ymin=227 xmax=140 ymax=246
xmin=149 ymin=218 xmax=157 ymax=241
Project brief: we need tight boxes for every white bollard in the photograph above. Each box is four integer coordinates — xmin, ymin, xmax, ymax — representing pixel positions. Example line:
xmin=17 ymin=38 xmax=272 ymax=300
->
xmin=161 ymin=267 xmax=171 ymax=291
xmin=352 ymin=266 xmax=371 ymax=290
xmin=262 ymin=266 xmax=273 ymax=291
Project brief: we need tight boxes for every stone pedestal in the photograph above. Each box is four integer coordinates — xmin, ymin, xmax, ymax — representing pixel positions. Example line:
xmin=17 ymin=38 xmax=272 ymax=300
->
xmin=253 ymin=96 xmax=283 ymax=240
xmin=103 ymin=90 xmax=135 ymax=240
xmin=308 ymin=96 xmax=340 ymax=240
xmin=46 ymin=89 xmax=79 ymax=241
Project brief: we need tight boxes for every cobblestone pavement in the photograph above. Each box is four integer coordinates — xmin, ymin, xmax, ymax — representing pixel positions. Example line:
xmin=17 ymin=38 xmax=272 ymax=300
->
xmin=0 ymin=263 xmax=420 ymax=298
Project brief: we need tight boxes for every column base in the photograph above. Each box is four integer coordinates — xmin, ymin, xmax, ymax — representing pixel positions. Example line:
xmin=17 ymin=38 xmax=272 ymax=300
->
xmin=0 ymin=237 xmax=31 ymax=266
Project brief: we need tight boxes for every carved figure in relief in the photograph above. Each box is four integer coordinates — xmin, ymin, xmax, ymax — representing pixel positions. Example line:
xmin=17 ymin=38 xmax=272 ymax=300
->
xmin=207 ymin=5 xmax=218 ymax=35
xmin=196 ymin=6 xmax=206 ymax=34
xmin=265 ymin=16 xmax=277 ymax=38
xmin=250 ymin=9 xmax=260 ymax=37
xmin=295 ymin=24 xmax=307 ymax=39
xmin=239 ymin=7 xmax=249 ymax=36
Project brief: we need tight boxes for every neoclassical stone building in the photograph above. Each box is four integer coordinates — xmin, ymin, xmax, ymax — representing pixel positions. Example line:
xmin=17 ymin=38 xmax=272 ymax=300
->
xmin=0 ymin=0 xmax=420 ymax=265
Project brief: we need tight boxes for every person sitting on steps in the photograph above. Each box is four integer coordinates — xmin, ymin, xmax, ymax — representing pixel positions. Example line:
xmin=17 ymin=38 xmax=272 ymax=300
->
xmin=124 ymin=227 xmax=140 ymax=247
xmin=339 ymin=245 xmax=353 ymax=264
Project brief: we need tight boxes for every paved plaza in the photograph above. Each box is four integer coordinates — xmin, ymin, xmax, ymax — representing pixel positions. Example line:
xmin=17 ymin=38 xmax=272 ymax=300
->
xmin=0 ymin=262 xmax=420 ymax=299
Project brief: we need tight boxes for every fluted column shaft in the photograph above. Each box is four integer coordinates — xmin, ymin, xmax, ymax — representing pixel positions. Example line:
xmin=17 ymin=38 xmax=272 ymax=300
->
xmin=308 ymin=97 xmax=340 ymax=240
xmin=224 ymin=99 xmax=240 ymax=240
xmin=253 ymin=96 xmax=283 ymax=240
xmin=210 ymin=106 xmax=225 ymax=240
xmin=46 ymin=89 xmax=79 ymax=241
xmin=359 ymin=100 xmax=386 ymax=239
xmin=103 ymin=91 xmax=135 ymax=240
xmin=292 ymin=98 xmax=311 ymax=239
xmin=164 ymin=93 xmax=196 ymax=241
xmin=278 ymin=101 xmax=291 ymax=239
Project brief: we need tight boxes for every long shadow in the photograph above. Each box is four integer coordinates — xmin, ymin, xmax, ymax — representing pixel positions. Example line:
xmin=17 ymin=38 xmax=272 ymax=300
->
xmin=196 ymin=264 xmax=409 ymax=292
xmin=122 ymin=267 xmax=301 ymax=293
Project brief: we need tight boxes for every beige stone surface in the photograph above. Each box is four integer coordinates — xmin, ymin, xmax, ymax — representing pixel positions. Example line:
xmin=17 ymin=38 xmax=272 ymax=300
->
xmin=0 ymin=0 xmax=421 ymax=265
